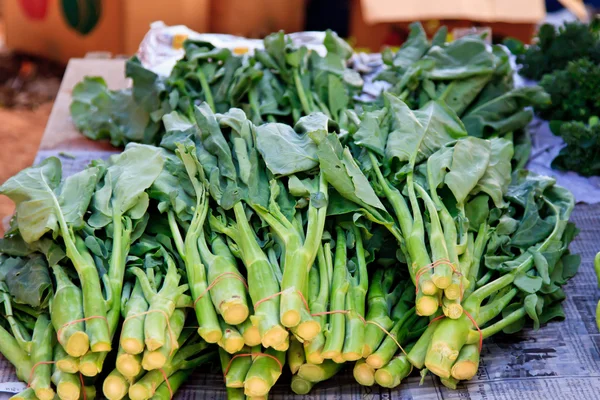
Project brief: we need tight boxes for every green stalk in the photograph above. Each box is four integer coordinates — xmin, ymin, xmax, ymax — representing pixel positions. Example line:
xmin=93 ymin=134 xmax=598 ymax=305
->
xmin=51 ymin=265 xmax=88 ymax=357
xmin=464 ymin=224 xmax=490 ymax=299
xmin=366 ymin=309 xmax=417 ymax=369
xmin=103 ymin=369 xmax=129 ymax=400
xmin=223 ymin=349 xmax=252 ymax=388
xmin=407 ymin=316 xmax=441 ymax=369
xmin=321 ymin=227 xmax=350 ymax=360
xmin=151 ymin=369 xmax=194 ymax=400
xmin=0 ymin=324 xmax=33 ymax=381
xmin=342 ymin=226 xmax=368 ymax=361
xmin=71 ymin=235 xmax=110 ymax=352
xmin=129 ymin=346 xmax=214 ymax=400
xmin=476 ymin=288 xmax=518 ymax=326
xmin=353 ymin=359 xmax=375 ymax=386
xmin=374 ymin=354 xmax=412 ymax=388
xmin=116 ymin=346 xmax=142 ymax=379
xmin=52 ymin=369 xmax=80 ymax=400
xmin=10 ymin=388 xmax=37 ymax=400
xmin=30 ymin=315 xmax=55 ymax=400
xmin=288 ymin=337 xmax=305 ymax=374
xmin=304 ymin=243 xmax=331 ymax=364
xmin=142 ymin=309 xmax=186 ymax=370
xmin=243 ymin=349 xmax=285 ymax=397
xmin=120 ymin=279 xmax=148 ymax=355
xmin=198 ymin=233 xmax=249 ymax=325
xmin=218 ymin=319 xmax=245 ymax=354
xmin=196 ymin=67 xmax=215 ymax=112
xmin=176 ymin=145 xmax=223 ymax=343
xmin=405 ymin=175 xmax=439 ymax=316
xmin=470 ymin=307 xmax=527 ymax=343
xmin=290 ymin=375 xmax=314 ymax=395
xmin=446 ymin=233 xmax=474 ymax=300
xmin=55 ymin=345 xmax=79 ymax=374
xmin=238 ymin=318 xmax=261 ymax=347
xmin=0 ymin=288 xmax=31 ymax=353
xmin=297 ymin=359 xmax=343 ymax=382
xmin=415 ymin=184 xmax=453 ymax=290
xmin=214 ymin=202 xmax=287 ymax=349
xmin=424 ymin=314 xmax=472 ymax=379
xmin=451 ymin=343 xmax=480 ymax=380
xmin=260 ymin=174 xmax=327 ymax=330
xmin=362 ymin=269 xmax=398 ymax=357
xmin=80 ymin=216 xmax=133 ymax=375
xmin=293 ymin=69 xmax=312 ymax=115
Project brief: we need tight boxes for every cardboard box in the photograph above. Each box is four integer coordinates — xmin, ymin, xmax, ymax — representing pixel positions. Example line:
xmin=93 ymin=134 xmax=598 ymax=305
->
xmin=210 ymin=0 xmax=306 ymax=38
xmin=3 ymin=0 xmax=209 ymax=64
xmin=350 ymin=0 xmax=546 ymax=51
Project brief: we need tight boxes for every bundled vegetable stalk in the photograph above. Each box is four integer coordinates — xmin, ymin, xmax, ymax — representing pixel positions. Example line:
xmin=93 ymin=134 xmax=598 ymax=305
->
xmin=0 ymin=21 xmax=583 ymax=399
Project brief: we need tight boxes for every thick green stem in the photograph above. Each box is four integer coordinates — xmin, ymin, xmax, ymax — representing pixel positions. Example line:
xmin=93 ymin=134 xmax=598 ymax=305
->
xmin=51 ymin=264 xmax=88 ymax=357
xmin=451 ymin=343 xmax=480 ymax=380
xmin=55 ymin=345 xmax=79 ymax=374
xmin=103 ymin=369 xmax=129 ymax=400
xmin=407 ymin=317 xmax=441 ymax=369
xmin=151 ymin=369 xmax=194 ymax=400
xmin=321 ymin=227 xmax=349 ymax=359
xmin=288 ymin=337 xmax=305 ymax=374
xmin=298 ymin=359 xmax=342 ymax=383
xmin=353 ymin=359 xmax=375 ymax=386
xmin=415 ymin=184 xmax=452 ymax=289
xmin=218 ymin=319 xmax=245 ymax=354
xmin=374 ymin=355 xmax=412 ymax=388
xmin=0 ymin=325 xmax=32 ymax=382
xmin=197 ymin=67 xmax=215 ymax=112
xmin=72 ymin=235 xmax=110 ymax=352
xmin=290 ymin=375 xmax=314 ymax=395
xmin=30 ymin=315 xmax=55 ymax=400
xmin=52 ymin=369 xmax=81 ymax=400
xmin=120 ymin=279 xmax=148 ymax=355
xmin=143 ymin=309 xmax=186 ymax=370
xmin=293 ymin=69 xmax=312 ymax=115
xmin=230 ymin=202 xmax=287 ymax=349
xmin=243 ymin=349 xmax=285 ymax=397
xmin=198 ymin=233 xmax=249 ymax=325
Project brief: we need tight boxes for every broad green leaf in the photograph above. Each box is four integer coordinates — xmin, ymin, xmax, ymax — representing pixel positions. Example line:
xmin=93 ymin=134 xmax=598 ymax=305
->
xmin=423 ymin=37 xmax=496 ymax=80
xmin=90 ymin=144 xmax=164 ymax=227
xmin=445 ymin=137 xmax=491 ymax=205
xmin=0 ymin=236 xmax=65 ymax=267
xmin=353 ymin=108 xmax=389 ymax=157
xmin=471 ymin=138 xmax=513 ymax=208
xmin=70 ymin=77 xmax=149 ymax=147
xmin=255 ymin=123 xmax=319 ymax=175
xmin=324 ymin=30 xmax=353 ymax=60
xmin=391 ymin=22 xmax=430 ymax=72
xmin=384 ymin=94 xmax=467 ymax=168
xmin=0 ymin=158 xmax=99 ymax=243
xmin=0 ymin=255 xmax=52 ymax=308
xmin=310 ymin=130 xmax=391 ymax=226
xmin=194 ymin=103 xmax=237 ymax=182
xmin=462 ymin=86 xmax=550 ymax=138
xmin=514 ymin=272 xmax=543 ymax=294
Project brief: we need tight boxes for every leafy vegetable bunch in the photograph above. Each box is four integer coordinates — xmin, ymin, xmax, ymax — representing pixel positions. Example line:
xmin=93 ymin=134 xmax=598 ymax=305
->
xmin=0 ymin=22 xmax=580 ymax=399
xmin=0 ymin=90 xmax=580 ymax=398
xmin=70 ymin=30 xmax=363 ymax=147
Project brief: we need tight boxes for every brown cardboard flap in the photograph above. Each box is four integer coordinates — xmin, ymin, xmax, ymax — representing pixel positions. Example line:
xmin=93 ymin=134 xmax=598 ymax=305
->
xmin=360 ymin=0 xmax=546 ymax=24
